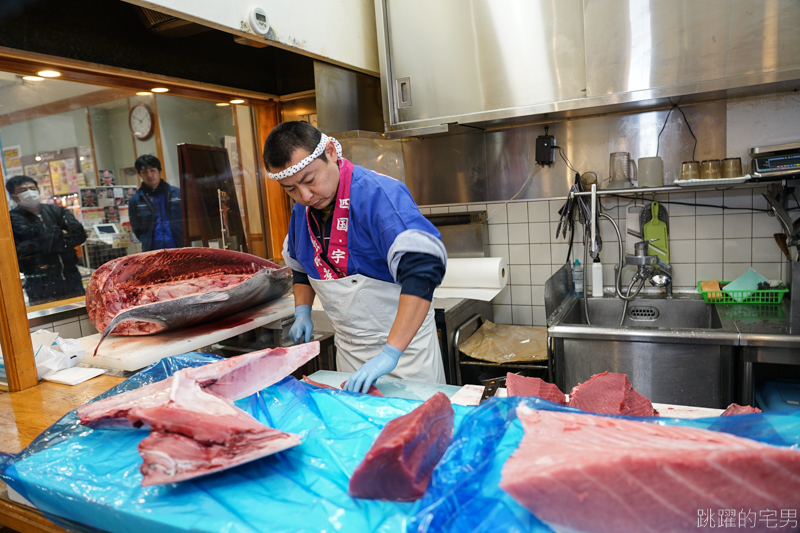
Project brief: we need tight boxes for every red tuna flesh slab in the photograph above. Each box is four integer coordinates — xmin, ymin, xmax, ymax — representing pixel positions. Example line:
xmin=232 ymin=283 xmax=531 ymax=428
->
xmin=301 ymin=376 xmax=384 ymax=396
xmin=77 ymin=342 xmax=319 ymax=428
xmin=721 ymin=403 xmax=762 ymax=416
xmin=501 ymin=406 xmax=800 ymax=533
xmin=349 ymin=392 xmax=454 ymax=501
xmin=569 ymin=371 xmax=656 ymax=416
xmin=505 ymin=373 xmax=566 ymax=404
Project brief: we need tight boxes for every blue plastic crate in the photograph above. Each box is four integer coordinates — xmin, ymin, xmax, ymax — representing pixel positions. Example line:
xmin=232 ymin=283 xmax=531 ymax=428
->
xmin=755 ymin=379 xmax=800 ymax=412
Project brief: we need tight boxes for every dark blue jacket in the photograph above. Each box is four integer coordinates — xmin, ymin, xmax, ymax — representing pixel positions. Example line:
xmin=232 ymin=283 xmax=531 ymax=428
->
xmin=128 ymin=181 xmax=184 ymax=251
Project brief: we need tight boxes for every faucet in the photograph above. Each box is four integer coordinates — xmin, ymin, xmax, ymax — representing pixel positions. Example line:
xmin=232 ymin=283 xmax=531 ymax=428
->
xmin=620 ymin=239 xmax=673 ymax=298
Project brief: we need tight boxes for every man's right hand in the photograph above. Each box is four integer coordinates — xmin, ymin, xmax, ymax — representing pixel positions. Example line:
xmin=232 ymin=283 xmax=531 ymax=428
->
xmin=289 ymin=304 xmax=314 ymax=343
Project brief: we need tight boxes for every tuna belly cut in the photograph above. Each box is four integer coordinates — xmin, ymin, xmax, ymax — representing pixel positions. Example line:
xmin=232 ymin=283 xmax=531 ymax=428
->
xmin=138 ymin=428 xmax=300 ymax=486
xmin=500 ymin=406 xmax=800 ymax=533
xmin=505 ymin=373 xmax=566 ymax=404
xmin=349 ymin=392 xmax=454 ymax=501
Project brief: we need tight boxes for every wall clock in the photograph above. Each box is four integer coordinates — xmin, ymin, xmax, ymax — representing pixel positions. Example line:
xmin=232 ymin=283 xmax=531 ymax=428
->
xmin=129 ymin=103 xmax=154 ymax=141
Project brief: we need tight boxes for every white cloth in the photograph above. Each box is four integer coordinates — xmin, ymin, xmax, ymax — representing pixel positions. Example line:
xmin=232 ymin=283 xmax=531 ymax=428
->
xmin=308 ymin=274 xmax=445 ymax=383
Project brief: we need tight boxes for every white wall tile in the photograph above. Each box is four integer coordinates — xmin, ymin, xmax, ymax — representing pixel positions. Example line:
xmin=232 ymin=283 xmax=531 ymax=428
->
xmin=512 ymin=305 xmax=533 ymax=326
xmin=723 ymin=213 xmax=752 ymax=239
xmin=448 ymin=205 xmax=468 ymax=213
xmin=723 ymin=189 xmax=752 ymax=214
xmin=723 ymin=263 xmax=751 ymax=280
xmin=493 ymin=304 xmax=512 ymax=325
xmin=671 ymin=264 xmax=696 ymax=287
xmin=55 ymin=320 xmax=82 ymax=340
xmin=532 ymin=306 xmax=547 ymax=326
xmin=492 ymin=285 xmax=511 ymax=306
xmin=695 ymin=191 xmax=724 ymax=215
xmin=488 ymin=224 xmax=509 ymax=245
xmin=507 ymin=202 xmax=528 ymax=223
xmin=696 ymin=215 xmax=723 ymax=240
xmin=487 ymin=204 xmax=508 ymax=224
xmin=723 ymin=238 xmax=752 ymax=263
xmin=52 ymin=317 xmax=79 ymax=328
xmin=752 ymin=188 xmax=770 ymax=210
xmin=669 ymin=216 xmax=695 ymax=240
xmin=549 ymin=200 xmax=564 ymax=221
xmin=751 ymin=263 xmax=781 ymax=280
xmin=467 ymin=204 xmax=487 ymax=212
xmin=550 ymin=243 xmax=574 ymax=265
xmin=667 ymin=192 xmax=695 ymax=216
xmin=602 ymin=263 xmax=618 ymax=285
xmin=529 ymin=222 xmax=550 ymax=244
xmin=511 ymin=285 xmax=532 ymax=305
xmin=752 ymin=212 xmax=783 ymax=238
xmin=509 ymin=244 xmax=530 ymax=264
xmin=670 ymin=239 xmax=696 ymax=263
xmin=530 ymin=265 xmax=552 ymax=285
xmin=419 ymin=207 xmax=431 ymax=215
xmin=695 ymin=239 xmax=724 ymax=263
xmin=531 ymin=285 xmax=545 ymax=306
xmin=508 ymin=223 xmax=529 ymax=244
xmin=510 ymin=264 xmax=531 ymax=285
xmin=31 ymin=325 xmax=54 ymax=333
xmin=430 ymin=206 xmax=449 ymax=214
xmin=529 ymin=243 xmax=551 ymax=265
xmin=488 ymin=244 xmax=510 ymax=263
xmin=751 ymin=237 xmax=782 ymax=263
xmin=79 ymin=318 xmax=98 ymax=336
xmin=696 ymin=263 xmax=722 ymax=282
xmin=528 ymin=200 xmax=550 ymax=223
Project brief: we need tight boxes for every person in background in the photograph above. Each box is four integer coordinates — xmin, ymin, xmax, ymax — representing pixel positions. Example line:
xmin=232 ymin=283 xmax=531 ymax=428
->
xmin=128 ymin=155 xmax=183 ymax=251
xmin=6 ymin=176 xmax=87 ymax=306
xmin=264 ymin=121 xmax=447 ymax=393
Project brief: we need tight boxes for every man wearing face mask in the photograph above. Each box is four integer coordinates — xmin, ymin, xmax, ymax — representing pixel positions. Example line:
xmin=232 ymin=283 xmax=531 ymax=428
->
xmin=6 ymin=176 xmax=87 ymax=306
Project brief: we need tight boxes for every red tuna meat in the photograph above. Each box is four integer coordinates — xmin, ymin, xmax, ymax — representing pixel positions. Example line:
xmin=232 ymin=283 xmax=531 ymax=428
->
xmin=134 ymin=373 xmax=300 ymax=485
xmin=78 ymin=342 xmax=319 ymax=428
xmin=505 ymin=373 xmax=566 ymax=404
xmin=721 ymin=403 xmax=762 ymax=416
xmin=569 ymin=371 xmax=656 ymax=416
xmin=349 ymin=392 xmax=454 ymax=501
xmin=86 ymin=248 xmax=291 ymax=336
xmin=500 ymin=406 xmax=800 ymax=533
xmin=300 ymin=376 xmax=384 ymax=397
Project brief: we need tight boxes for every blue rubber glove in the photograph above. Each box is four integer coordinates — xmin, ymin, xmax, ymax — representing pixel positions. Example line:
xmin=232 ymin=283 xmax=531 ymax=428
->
xmin=343 ymin=344 xmax=403 ymax=394
xmin=289 ymin=305 xmax=314 ymax=344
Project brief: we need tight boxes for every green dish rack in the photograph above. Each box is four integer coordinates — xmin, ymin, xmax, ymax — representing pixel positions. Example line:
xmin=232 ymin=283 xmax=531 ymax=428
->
xmin=697 ymin=281 xmax=789 ymax=305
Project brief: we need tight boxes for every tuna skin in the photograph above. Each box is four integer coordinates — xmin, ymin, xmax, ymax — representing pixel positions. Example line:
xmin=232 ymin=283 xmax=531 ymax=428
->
xmin=505 ymin=373 xmax=566 ymax=404
xmin=349 ymin=392 xmax=454 ymax=501
xmin=569 ymin=371 xmax=657 ymax=417
xmin=500 ymin=406 xmax=800 ymax=533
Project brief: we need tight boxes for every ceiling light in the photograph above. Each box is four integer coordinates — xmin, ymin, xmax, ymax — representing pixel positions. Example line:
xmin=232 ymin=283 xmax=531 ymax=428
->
xmin=34 ymin=155 xmax=42 ymax=161
xmin=37 ymin=70 xmax=61 ymax=78
xmin=230 ymin=99 xmax=245 ymax=104
xmin=136 ymin=91 xmax=152 ymax=96
xmin=151 ymin=87 xmax=169 ymax=93
xmin=22 ymin=75 xmax=44 ymax=81
xmin=216 ymin=102 xmax=230 ymax=106
xmin=79 ymin=156 xmax=85 ymax=161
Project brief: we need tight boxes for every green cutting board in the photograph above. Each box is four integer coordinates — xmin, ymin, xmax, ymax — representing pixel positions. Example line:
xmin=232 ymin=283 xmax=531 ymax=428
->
xmin=642 ymin=201 xmax=670 ymax=263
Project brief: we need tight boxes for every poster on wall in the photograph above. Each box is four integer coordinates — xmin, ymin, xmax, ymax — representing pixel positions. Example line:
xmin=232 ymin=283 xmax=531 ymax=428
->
xmin=64 ymin=158 xmax=79 ymax=193
xmin=122 ymin=187 xmax=137 ymax=203
xmin=81 ymin=207 xmax=105 ymax=227
xmin=98 ymin=170 xmax=115 ymax=186
xmin=104 ymin=206 xmax=120 ymax=223
xmin=48 ymin=160 xmax=70 ymax=195
xmin=3 ymin=145 xmax=23 ymax=178
xmin=80 ymin=188 xmax=98 ymax=208
xmin=96 ymin=187 xmax=114 ymax=208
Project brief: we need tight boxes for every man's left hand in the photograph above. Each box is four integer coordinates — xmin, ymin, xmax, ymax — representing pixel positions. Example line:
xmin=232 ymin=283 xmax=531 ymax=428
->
xmin=343 ymin=344 xmax=402 ymax=394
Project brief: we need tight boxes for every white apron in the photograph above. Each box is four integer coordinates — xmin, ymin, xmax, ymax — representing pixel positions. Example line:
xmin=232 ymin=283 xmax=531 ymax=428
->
xmin=309 ymin=274 xmax=445 ymax=383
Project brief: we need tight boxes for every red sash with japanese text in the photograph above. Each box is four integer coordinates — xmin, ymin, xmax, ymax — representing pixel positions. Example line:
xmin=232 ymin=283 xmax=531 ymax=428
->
xmin=306 ymin=158 xmax=353 ymax=280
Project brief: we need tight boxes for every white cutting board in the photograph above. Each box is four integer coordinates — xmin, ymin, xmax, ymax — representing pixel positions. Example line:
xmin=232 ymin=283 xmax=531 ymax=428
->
xmin=79 ymin=297 xmax=295 ymax=371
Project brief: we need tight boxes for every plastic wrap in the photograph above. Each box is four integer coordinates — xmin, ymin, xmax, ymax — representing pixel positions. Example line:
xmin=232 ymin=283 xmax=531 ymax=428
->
xmin=0 ymin=352 xmax=470 ymax=533
xmin=458 ymin=321 xmax=547 ymax=363
xmin=408 ymin=397 xmax=800 ymax=533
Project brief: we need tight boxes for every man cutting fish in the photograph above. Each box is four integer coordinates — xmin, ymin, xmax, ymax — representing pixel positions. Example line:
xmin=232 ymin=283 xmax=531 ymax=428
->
xmin=263 ymin=122 xmax=447 ymax=393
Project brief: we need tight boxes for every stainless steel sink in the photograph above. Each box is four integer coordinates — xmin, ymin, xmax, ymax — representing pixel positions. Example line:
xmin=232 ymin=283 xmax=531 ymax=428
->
xmin=548 ymin=295 xmax=738 ymax=408
xmin=560 ymin=297 xmax=722 ymax=329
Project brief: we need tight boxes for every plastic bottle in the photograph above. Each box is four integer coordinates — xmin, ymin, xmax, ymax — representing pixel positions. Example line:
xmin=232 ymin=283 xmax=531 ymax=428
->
xmin=572 ymin=259 xmax=584 ymax=295
xmin=592 ymin=257 xmax=603 ymax=297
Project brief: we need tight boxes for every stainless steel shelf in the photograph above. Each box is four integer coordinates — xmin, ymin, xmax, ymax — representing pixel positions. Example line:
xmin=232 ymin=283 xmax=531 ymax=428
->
xmin=569 ymin=180 xmax=771 ymax=198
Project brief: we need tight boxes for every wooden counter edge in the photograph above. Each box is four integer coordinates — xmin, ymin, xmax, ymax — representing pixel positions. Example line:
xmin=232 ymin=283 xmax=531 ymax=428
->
xmin=0 ymin=493 xmax=67 ymax=533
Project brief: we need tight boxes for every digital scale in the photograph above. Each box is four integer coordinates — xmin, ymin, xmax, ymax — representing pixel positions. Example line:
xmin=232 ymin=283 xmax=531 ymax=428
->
xmin=750 ymin=141 xmax=800 ymax=181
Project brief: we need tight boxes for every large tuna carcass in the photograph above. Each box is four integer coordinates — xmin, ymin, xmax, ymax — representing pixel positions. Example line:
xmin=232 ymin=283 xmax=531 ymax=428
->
xmin=86 ymin=248 xmax=292 ymax=344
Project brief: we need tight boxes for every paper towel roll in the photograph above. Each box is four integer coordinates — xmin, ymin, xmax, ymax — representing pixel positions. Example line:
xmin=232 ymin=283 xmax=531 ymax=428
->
xmin=434 ymin=257 xmax=507 ymax=301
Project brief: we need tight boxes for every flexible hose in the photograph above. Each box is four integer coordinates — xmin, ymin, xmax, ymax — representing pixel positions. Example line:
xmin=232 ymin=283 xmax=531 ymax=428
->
xmin=582 ymin=226 xmax=591 ymax=326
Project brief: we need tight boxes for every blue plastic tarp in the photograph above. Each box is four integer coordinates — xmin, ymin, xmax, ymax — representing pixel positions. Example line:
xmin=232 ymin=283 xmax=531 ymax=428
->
xmin=2 ymin=353 xmax=800 ymax=533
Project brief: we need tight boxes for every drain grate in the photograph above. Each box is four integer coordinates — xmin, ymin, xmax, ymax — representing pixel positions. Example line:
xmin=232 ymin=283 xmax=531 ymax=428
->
xmin=628 ymin=306 xmax=659 ymax=321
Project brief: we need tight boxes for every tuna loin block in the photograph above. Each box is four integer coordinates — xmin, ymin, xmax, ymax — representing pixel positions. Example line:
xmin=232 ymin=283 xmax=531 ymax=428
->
xmin=505 ymin=373 xmax=566 ymax=404
xmin=77 ymin=342 xmax=319 ymax=429
xmin=569 ymin=371 xmax=656 ymax=416
xmin=135 ymin=373 xmax=301 ymax=486
xmin=500 ymin=406 xmax=800 ymax=533
xmin=349 ymin=392 xmax=454 ymax=501
xmin=721 ymin=403 xmax=762 ymax=416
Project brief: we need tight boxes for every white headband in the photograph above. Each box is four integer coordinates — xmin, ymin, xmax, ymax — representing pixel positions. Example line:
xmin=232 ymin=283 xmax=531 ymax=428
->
xmin=267 ymin=133 xmax=342 ymax=180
